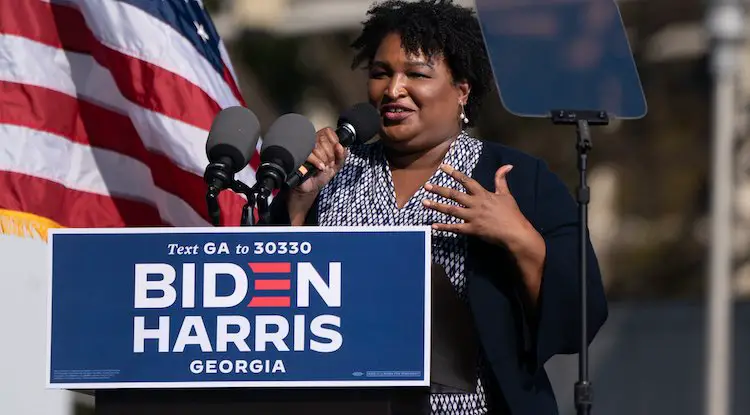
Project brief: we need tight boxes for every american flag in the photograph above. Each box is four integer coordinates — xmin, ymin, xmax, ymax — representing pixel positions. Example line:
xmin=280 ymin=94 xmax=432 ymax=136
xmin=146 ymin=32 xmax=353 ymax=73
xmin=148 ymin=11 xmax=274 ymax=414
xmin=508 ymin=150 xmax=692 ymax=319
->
xmin=0 ymin=0 xmax=258 ymax=237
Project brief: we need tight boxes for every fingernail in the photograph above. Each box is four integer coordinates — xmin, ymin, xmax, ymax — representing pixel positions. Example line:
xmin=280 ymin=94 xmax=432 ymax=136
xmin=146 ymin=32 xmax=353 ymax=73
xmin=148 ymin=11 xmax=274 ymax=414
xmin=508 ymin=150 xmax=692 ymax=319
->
xmin=423 ymin=199 xmax=432 ymax=206
xmin=318 ymin=163 xmax=326 ymax=170
xmin=506 ymin=165 xmax=514 ymax=172
xmin=440 ymin=164 xmax=453 ymax=172
xmin=424 ymin=183 xmax=433 ymax=191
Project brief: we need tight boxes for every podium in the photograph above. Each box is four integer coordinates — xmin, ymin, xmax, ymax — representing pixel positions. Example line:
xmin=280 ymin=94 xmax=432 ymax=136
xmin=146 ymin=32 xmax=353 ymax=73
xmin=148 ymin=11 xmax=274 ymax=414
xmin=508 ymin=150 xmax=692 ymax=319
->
xmin=46 ymin=227 xmax=479 ymax=414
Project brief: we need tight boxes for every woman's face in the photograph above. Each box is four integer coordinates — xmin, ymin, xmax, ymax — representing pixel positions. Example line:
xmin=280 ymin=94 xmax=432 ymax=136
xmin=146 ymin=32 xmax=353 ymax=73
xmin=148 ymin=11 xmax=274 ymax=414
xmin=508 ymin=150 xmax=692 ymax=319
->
xmin=367 ymin=32 xmax=470 ymax=153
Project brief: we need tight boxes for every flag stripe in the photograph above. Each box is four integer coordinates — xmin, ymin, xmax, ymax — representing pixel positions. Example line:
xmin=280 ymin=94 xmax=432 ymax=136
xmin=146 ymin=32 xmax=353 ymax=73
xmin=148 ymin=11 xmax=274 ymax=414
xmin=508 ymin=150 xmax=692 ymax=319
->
xmin=0 ymin=171 xmax=166 ymax=228
xmin=53 ymin=0 xmax=243 ymax=109
xmin=0 ymin=0 xmax=222 ymax=132
xmin=0 ymin=80 xmax=219 ymax=221
xmin=222 ymin=65 xmax=246 ymax=108
xmin=0 ymin=123 xmax=208 ymax=226
xmin=218 ymin=42 xmax=245 ymax=104
xmin=42 ymin=0 xmax=243 ymax=103
xmin=63 ymin=0 xmax=244 ymax=110
xmin=114 ymin=0 xmax=223 ymax=72
xmin=0 ymin=0 xmax=255 ymax=228
xmin=0 ymin=34 xmax=257 ymax=185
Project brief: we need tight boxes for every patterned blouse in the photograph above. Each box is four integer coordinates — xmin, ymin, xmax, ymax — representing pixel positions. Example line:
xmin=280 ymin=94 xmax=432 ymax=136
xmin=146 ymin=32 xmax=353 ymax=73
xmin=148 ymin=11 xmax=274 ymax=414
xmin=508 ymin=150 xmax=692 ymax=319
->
xmin=316 ymin=131 xmax=491 ymax=414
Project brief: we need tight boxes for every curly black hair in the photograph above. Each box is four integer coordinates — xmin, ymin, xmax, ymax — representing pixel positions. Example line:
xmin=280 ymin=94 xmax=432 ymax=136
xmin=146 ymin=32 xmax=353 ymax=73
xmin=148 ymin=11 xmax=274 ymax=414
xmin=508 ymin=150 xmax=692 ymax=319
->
xmin=350 ymin=0 xmax=494 ymax=127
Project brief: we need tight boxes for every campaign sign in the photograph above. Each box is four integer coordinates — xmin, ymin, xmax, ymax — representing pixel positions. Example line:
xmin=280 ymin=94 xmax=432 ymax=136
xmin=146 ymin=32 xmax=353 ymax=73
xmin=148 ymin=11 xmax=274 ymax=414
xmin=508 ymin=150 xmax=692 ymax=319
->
xmin=46 ymin=226 xmax=431 ymax=389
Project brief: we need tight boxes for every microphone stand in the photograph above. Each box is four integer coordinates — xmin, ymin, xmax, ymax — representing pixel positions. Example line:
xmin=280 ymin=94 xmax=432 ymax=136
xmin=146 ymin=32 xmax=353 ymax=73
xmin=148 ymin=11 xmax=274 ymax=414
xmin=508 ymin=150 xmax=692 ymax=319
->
xmin=550 ymin=109 xmax=608 ymax=415
xmin=204 ymin=161 xmax=235 ymax=227
xmin=252 ymin=186 xmax=272 ymax=225
xmin=228 ymin=179 xmax=256 ymax=227
xmin=204 ymin=177 xmax=273 ymax=227
xmin=206 ymin=186 xmax=222 ymax=226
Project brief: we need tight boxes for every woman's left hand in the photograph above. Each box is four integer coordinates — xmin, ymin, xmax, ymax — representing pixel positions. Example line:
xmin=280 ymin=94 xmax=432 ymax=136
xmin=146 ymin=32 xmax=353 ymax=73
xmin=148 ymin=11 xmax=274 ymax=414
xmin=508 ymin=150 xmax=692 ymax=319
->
xmin=423 ymin=164 xmax=542 ymax=254
xmin=423 ymin=163 xmax=546 ymax=302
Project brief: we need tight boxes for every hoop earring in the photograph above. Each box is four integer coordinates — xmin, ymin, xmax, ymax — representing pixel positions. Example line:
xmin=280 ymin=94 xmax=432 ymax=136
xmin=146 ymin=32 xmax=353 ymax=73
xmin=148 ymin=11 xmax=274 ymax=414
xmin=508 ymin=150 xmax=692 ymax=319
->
xmin=460 ymin=103 xmax=469 ymax=125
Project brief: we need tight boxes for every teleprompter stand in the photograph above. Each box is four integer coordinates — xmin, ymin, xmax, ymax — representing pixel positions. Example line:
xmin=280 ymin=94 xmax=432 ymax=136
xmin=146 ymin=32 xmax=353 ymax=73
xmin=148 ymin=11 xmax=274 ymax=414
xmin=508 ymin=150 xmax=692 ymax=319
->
xmin=550 ymin=109 xmax=609 ymax=415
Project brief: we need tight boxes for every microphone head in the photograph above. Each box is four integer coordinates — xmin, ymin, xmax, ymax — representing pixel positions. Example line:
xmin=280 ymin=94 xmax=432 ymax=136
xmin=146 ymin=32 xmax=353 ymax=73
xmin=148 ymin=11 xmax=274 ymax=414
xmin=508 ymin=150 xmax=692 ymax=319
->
xmin=261 ymin=113 xmax=316 ymax=174
xmin=338 ymin=102 xmax=381 ymax=145
xmin=206 ymin=106 xmax=261 ymax=172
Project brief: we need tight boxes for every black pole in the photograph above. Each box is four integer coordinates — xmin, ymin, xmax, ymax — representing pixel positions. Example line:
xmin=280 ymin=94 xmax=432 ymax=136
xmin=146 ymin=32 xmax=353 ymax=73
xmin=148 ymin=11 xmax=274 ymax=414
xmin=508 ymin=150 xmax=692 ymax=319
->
xmin=574 ymin=118 xmax=592 ymax=415
xmin=254 ymin=188 xmax=272 ymax=225
xmin=229 ymin=179 xmax=257 ymax=226
xmin=550 ymin=110 xmax=607 ymax=415
xmin=203 ymin=160 xmax=234 ymax=227
xmin=205 ymin=187 xmax=221 ymax=226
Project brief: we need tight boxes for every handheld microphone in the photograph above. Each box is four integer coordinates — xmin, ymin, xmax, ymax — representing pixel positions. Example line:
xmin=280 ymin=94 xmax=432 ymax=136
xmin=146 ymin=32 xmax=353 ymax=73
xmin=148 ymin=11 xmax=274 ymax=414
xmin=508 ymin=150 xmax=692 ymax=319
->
xmin=203 ymin=106 xmax=261 ymax=225
xmin=285 ymin=102 xmax=380 ymax=188
xmin=255 ymin=113 xmax=317 ymax=194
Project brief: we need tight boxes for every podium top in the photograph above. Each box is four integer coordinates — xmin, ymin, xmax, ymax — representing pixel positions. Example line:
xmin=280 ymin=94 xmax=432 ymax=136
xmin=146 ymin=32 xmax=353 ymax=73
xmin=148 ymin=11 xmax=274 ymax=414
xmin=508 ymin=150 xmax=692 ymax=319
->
xmin=48 ymin=225 xmax=433 ymax=235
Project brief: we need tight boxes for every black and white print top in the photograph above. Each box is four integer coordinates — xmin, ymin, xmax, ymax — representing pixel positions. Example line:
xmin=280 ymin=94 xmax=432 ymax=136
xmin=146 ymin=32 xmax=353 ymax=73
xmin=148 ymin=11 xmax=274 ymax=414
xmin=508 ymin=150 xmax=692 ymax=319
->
xmin=317 ymin=131 xmax=490 ymax=414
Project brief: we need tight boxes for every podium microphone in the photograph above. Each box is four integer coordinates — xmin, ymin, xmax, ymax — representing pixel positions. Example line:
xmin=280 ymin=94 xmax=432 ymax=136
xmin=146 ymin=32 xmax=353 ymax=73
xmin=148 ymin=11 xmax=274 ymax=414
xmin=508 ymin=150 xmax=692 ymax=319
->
xmin=254 ymin=113 xmax=317 ymax=194
xmin=285 ymin=102 xmax=380 ymax=188
xmin=203 ymin=106 xmax=261 ymax=226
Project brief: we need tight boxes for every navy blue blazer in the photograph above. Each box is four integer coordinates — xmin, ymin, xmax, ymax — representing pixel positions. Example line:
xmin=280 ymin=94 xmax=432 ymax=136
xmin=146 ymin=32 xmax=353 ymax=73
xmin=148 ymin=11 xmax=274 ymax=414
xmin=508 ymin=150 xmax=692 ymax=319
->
xmin=269 ymin=140 xmax=608 ymax=414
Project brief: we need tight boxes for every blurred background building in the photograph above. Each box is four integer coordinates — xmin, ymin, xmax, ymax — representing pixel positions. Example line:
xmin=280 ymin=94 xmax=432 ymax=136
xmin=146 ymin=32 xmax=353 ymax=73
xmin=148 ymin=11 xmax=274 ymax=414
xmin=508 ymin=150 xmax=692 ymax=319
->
xmin=2 ymin=0 xmax=750 ymax=414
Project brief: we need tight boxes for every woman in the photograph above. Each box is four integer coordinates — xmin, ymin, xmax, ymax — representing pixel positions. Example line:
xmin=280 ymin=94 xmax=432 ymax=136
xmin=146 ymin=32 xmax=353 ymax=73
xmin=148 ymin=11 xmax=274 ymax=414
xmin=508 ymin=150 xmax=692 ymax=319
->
xmin=271 ymin=1 xmax=608 ymax=414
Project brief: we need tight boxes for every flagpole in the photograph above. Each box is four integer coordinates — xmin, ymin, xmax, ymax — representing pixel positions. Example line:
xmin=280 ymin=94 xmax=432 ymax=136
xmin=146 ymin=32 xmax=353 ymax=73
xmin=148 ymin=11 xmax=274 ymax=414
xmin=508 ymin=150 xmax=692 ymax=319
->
xmin=705 ymin=2 xmax=743 ymax=415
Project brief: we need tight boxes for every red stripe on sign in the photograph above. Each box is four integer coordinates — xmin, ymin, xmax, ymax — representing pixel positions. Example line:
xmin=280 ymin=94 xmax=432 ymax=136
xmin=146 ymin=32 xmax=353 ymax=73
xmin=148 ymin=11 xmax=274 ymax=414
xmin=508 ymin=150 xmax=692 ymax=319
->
xmin=0 ymin=171 xmax=166 ymax=228
xmin=255 ymin=280 xmax=292 ymax=290
xmin=248 ymin=297 xmax=291 ymax=308
xmin=0 ymin=0 xmax=222 ymax=131
xmin=249 ymin=263 xmax=292 ymax=273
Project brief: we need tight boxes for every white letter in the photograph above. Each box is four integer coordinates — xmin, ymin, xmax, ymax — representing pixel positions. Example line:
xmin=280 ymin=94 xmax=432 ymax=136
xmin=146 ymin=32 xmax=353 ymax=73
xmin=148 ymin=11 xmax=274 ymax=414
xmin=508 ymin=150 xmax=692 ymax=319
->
xmin=190 ymin=360 xmax=203 ymax=373
xmin=272 ymin=360 xmax=286 ymax=373
xmin=216 ymin=316 xmax=251 ymax=352
xmin=217 ymin=242 xmax=230 ymax=254
xmin=250 ymin=360 xmax=264 ymax=373
xmin=294 ymin=315 xmax=305 ymax=351
xmin=203 ymin=242 xmax=216 ymax=254
xmin=255 ymin=316 xmax=290 ymax=352
xmin=206 ymin=360 xmax=217 ymax=373
xmin=296 ymin=263 xmax=341 ymax=307
xmin=310 ymin=315 xmax=342 ymax=353
xmin=219 ymin=360 xmax=233 ymax=373
xmin=182 ymin=263 xmax=195 ymax=308
xmin=236 ymin=360 xmax=248 ymax=373
xmin=173 ymin=316 xmax=213 ymax=352
xmin=203 ymin=263 xmax=248 ymax=308
xmin=134 ymin=264 xmax=177 ymax=308
xmin=133 ymin=316 xmax=170 ymax=353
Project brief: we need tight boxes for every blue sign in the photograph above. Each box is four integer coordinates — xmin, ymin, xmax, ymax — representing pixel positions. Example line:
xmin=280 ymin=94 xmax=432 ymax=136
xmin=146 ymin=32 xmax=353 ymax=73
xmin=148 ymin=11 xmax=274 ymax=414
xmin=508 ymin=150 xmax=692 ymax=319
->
xmin=46 ymin=226 xmax=431 ymax=389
